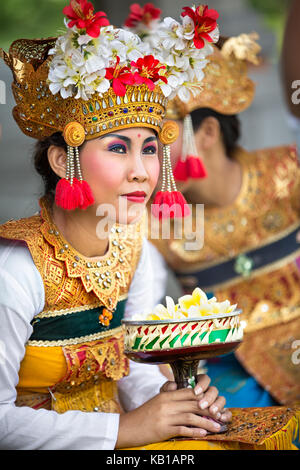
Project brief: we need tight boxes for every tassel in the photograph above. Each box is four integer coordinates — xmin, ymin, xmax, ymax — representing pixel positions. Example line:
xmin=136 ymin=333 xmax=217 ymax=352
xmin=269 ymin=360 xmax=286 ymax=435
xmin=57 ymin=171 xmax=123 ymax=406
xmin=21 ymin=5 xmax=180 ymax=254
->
xmin=173 ymin=159 xmax=188 ymax=181
xmin=74 ymin=147 xmax=94 ymax=210
xmin=186 ymin=155 xmax=207 ymax=178
xmin=55 ymin=145 xmax=95 ymax=211
xmin=151 ymin=145 xmax=190 ymax=219
xmin=261 ymin=411 xmax=300 ymax=450
xmin=78 ymin=180 xmax=94 ymax=210
xmin=55 ymin=177 xmax=83 ymax=210
xmin=174 ymin=114 xmax=207 ymax=182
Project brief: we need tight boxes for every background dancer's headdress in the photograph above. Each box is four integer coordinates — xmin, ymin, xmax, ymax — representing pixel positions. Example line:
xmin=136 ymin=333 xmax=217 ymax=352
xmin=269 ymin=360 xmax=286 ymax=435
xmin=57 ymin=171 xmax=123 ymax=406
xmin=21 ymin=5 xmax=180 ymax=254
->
xmin=0 ymin=1 xmax=220 ymax=216
xmin=167 ymin=32 xmax=261 ymax=181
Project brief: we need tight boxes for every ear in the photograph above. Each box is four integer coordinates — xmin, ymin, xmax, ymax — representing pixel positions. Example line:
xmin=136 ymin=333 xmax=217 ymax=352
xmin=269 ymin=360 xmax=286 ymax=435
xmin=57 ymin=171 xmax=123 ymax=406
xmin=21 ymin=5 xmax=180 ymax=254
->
xmin=196 ymin=116 xmax=221 ymax=151
xmin=47 ymin=145 xmax=67 ymax=179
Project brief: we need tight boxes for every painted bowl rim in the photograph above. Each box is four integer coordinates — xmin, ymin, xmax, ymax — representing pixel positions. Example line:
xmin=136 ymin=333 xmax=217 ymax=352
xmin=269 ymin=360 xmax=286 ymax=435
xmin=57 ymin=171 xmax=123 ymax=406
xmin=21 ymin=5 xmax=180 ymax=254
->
xmin=122 ymin=309 xmax=242 ymax=326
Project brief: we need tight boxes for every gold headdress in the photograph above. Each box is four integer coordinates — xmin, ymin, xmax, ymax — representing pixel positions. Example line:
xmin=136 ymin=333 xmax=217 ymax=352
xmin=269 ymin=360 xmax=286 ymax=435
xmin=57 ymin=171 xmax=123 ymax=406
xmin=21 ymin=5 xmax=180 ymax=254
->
xmin=166 ymin=32 xmax=261 ymax=181
xmin=1 ymin=1 xmax=220 ymax=215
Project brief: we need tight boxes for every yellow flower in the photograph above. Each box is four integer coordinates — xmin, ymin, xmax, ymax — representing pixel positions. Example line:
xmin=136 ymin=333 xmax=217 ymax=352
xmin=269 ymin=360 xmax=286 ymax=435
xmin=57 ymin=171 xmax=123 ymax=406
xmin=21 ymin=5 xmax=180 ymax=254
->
xmin=178 ymin=287 xmax=208 ymax=312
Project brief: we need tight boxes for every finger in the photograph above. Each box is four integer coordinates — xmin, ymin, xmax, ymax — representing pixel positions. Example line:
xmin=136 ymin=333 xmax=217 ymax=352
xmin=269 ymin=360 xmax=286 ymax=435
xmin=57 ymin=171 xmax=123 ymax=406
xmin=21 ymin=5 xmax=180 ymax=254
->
xmin=167 ymin=387 xmax=205 ymax=401
xmin=160 ymin=381 xmax=177 ymax=393
xmin=209 ymin=396 xmax=226 ymax=417
xmin=175 ymin=413 xmax=223 ymax=433
xmin=198 ymin=386 xmax=219 ymax=410
xmin=194 ymin=374 xmax=211 ymax=395
xmin=219 ymin=409 xmax=232 ymax=423
xmin=172 ymin=425 xmax=208 ymax=439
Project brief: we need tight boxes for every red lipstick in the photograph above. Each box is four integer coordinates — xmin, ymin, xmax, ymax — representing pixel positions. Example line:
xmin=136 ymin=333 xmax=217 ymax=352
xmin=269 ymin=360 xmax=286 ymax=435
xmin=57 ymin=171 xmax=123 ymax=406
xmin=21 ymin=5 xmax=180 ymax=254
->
xmin=121 ymin=191 xmax=147 ymax=203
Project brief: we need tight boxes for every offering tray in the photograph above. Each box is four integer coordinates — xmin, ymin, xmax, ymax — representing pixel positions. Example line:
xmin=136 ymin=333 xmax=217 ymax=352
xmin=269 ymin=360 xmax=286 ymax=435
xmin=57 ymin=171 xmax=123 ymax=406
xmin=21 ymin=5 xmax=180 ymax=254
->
xmin=122 ymin=310 xmax=243 ymax=389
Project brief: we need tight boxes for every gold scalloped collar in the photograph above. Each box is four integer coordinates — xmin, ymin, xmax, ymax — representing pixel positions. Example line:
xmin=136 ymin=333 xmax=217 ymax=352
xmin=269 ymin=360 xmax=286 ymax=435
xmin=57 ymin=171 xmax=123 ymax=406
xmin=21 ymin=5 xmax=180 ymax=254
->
xmin=39 ymin=198 xmax=144 ymax=311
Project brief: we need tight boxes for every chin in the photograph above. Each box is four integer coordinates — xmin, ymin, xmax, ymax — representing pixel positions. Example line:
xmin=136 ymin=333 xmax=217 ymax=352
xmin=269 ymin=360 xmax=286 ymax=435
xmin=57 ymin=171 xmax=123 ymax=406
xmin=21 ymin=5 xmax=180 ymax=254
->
xmin=116 ymin=207 xmax=146 ymax=225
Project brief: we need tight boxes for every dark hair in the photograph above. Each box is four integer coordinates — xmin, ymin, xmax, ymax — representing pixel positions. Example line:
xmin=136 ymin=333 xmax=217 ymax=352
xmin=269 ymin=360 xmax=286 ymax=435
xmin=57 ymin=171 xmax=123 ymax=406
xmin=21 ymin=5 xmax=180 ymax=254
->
xmin=33 ymin=132 xmax=67 ymax=202
xmin=190 ymin=107 xmax=241 ymax=157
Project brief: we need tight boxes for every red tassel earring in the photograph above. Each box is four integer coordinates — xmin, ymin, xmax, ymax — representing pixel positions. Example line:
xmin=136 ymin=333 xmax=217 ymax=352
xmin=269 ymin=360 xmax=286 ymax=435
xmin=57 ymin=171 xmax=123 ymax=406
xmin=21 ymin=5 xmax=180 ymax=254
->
xmin=151 ymin=143 xmax=190 ymax=220
xmin=173 ymin=114 xmax=207 ymax=181
xmin=74 ymin=146 xmax=94 ymax=210
xmin=55 ymin=145 xmax=94 ymax=210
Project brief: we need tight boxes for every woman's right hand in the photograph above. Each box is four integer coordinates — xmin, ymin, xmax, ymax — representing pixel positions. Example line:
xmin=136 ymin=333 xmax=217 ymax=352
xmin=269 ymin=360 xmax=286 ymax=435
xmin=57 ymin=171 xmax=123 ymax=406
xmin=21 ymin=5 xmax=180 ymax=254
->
xmin=115 ymin=386 xmax=225 ymax=449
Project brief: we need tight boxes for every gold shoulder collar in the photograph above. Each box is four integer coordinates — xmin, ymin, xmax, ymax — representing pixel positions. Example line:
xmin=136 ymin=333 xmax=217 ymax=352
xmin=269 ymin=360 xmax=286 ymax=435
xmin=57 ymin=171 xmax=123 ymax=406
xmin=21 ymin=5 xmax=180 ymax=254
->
xmin=39 ymin=198 xmax=144 ymax=311
xmin=0 ymin=199 xmax=145 ymax=312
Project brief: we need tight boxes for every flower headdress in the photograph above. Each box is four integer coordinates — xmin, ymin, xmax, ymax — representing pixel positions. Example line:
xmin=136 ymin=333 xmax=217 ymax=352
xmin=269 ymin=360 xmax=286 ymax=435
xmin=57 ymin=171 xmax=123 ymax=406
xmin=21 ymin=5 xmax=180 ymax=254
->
xmin=123 ymin=3 xmax=219 ymax=211
xmin=1 ymin=0 xmax=220 ymax=214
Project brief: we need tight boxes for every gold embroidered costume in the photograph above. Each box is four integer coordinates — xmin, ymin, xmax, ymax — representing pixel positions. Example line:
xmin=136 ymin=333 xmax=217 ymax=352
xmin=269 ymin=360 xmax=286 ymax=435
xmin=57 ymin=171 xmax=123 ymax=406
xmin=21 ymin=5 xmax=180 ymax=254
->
xmin=149 ymin=35 xmax=300 ymax=406
xmin=0 ymin=197 xmax=143 ymax=413
xmin=0 ymin=2 xmax=299 ymax=450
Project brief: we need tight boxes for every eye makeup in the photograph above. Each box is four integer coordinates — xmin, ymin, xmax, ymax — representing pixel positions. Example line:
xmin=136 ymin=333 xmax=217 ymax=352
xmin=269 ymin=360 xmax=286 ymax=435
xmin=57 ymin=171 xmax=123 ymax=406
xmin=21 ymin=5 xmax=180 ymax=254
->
xmin=107 ymin=140 xmax=128 ymax=154
xmin=142 ymin=144 xmax=157 ymax=154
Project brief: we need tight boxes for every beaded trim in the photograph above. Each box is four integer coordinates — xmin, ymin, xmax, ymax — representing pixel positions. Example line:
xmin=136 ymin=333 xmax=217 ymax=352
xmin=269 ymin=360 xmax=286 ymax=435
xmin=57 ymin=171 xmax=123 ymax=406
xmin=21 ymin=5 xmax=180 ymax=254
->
xmin=40 ymin=198 xmax=144 ymax=311
xmin=27 ymin=326 xmax=123 ymax=347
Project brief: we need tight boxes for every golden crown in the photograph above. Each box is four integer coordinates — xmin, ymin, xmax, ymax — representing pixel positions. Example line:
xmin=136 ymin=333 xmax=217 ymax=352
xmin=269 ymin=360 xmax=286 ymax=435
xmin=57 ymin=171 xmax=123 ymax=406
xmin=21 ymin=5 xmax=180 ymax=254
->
xmin=1 ymin=38 xmax=170 ymax=147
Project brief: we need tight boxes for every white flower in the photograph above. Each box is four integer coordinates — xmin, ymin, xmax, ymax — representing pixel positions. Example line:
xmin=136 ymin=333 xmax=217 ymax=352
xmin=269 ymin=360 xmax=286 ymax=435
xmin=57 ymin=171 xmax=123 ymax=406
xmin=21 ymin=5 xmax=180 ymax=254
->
xmin=84 ymin=55 xmax=106 ymax=74
xmin=156 ymin=17 xmax=186 ymax=51
xmin=182 ymin=15 xmax=195 ymax=41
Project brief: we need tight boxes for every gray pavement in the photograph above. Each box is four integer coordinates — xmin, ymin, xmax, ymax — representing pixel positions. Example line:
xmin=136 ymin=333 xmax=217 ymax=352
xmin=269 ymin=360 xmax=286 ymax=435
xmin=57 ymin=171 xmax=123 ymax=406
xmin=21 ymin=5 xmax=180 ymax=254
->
xmin=0 ymin=0 xmax=295 ymax=224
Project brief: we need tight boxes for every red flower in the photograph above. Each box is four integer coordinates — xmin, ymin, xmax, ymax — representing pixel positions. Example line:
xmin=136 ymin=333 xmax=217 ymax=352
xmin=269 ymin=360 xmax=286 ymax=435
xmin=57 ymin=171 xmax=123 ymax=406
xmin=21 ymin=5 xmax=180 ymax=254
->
xmin=124 ymin=2 xmax=161 ymax=28
xmin=63 ymin=0 xmax=110 ymax=38
xmin=181 ymin=5 xmax=219 ymax=49
xmin=131 ymin=55 xmax=167 ymax=91
xmin=105 ymin=57 xmax=135 ymax=96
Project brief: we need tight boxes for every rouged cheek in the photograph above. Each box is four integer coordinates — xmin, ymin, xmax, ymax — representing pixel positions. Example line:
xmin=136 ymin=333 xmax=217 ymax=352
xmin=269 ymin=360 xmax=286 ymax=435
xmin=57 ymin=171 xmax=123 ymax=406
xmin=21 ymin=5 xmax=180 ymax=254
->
xmin=146 ymin=158 xmax=160 ymax=191
xmin=81 ymin=153 xmax=124 ymax=190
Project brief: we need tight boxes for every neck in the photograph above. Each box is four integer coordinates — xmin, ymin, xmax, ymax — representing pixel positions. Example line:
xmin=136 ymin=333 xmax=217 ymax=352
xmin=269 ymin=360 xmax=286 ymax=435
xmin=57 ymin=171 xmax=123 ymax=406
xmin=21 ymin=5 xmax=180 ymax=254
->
xmin=52 ymin=204 xmax=113 ymax=259
xmin=184 ymin=146 xmax=242 ymax=207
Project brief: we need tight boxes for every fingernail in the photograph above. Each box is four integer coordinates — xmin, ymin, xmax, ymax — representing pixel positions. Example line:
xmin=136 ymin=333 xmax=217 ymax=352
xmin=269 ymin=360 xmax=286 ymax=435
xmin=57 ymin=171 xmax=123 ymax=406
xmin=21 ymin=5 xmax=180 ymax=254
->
xmin=216 ymin=412 xmax=221 ymax=419
xmin=213 ymin=422 xmax=221 ymax=430
xmin=194 ymin=386 xmax=202 ymax=395
xmin=200 ymin=400 xmax=208 ymax=409
xmin=199 ymin=429 xmax=207 ymax=436
xmin=211 ymin=406 xmax=218 ymax=414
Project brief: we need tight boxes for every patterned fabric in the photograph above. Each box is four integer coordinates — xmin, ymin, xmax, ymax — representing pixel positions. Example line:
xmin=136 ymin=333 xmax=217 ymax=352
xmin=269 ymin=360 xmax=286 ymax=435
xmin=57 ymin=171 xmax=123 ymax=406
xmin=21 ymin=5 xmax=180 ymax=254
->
xmin=0 ymin=198 xmax=145 ymax=412
xmin=149 ymin=145 xmax=300 ymax=404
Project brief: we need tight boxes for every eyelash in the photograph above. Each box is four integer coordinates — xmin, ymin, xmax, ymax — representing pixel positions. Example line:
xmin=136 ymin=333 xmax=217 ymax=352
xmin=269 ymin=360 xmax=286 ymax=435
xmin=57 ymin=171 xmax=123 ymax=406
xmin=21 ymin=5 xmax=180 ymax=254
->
xmin=143 ymin=145 xmax=157 ymax=155
xmin=108 ymin=143 xmax=127 ymax=154
xmin=108 ymin=144 xmax=157 ymax=155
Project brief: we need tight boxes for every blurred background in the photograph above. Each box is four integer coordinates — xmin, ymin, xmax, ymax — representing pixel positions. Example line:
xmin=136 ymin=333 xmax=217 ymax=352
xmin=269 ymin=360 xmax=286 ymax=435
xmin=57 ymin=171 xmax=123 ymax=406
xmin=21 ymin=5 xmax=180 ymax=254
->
xmin=0 ymin=0 xmax=296 ymax=223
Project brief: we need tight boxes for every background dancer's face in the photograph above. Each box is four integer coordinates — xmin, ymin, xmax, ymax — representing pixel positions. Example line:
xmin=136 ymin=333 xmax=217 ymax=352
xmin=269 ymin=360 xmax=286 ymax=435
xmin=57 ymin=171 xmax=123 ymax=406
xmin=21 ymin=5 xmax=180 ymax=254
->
xmin=79 ymin=127 xmax=160 ymax=225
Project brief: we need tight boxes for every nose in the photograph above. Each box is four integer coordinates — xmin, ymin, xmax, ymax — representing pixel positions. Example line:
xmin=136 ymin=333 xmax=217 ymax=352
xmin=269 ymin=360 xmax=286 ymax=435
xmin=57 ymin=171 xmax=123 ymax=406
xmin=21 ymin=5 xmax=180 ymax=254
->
xmin=127 ymin=151 xmax=148 ymax=183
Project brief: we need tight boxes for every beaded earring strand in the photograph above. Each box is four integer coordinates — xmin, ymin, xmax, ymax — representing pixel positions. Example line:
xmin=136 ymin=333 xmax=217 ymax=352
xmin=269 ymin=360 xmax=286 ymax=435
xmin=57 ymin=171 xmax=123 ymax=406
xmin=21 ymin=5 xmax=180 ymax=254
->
xmin=173 ymin=114 xmax=207 ymax=181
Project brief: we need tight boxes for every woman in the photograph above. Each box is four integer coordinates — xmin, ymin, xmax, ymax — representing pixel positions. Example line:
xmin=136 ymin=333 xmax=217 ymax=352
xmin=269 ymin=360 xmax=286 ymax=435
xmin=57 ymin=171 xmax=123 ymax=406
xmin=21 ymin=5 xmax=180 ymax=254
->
xmin=147 ymin=34 xmax=300 ymax=411
xmin=0 ymin=0 xmax=239 ymax=451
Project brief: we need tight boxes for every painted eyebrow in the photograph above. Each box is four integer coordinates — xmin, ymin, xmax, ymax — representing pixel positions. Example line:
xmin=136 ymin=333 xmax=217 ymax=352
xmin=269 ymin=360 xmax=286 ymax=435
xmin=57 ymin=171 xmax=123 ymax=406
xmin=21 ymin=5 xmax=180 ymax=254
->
xmin=100 ymin=134 xmax=157 ymax=148
xmin=100 ymin=134 xmax=130 ymax=144
xmin=143 ymin=136 xmax=157 ymax=145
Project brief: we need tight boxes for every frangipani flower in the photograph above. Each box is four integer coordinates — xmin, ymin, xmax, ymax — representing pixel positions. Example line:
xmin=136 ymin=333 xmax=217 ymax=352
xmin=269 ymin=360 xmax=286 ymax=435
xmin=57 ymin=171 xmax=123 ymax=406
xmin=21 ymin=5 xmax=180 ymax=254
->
xmin=179 ymin=287 xmax=207 ymax=310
